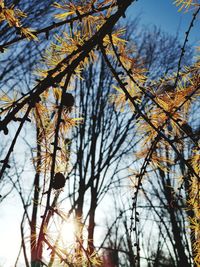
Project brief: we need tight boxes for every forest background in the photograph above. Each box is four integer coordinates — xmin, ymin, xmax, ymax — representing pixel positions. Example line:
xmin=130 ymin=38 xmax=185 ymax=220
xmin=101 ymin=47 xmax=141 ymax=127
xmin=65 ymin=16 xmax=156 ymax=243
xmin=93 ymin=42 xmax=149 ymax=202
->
xmin=0 ymin=0 xmax=200 ymax=267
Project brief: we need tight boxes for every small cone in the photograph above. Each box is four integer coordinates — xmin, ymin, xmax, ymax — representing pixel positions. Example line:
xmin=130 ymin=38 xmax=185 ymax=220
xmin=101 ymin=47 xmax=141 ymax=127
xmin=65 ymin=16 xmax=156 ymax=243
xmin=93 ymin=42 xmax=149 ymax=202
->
xmin=63 ymin=93 xmax=75 ymax=108
xmin=52 ymin=172 xmax=66 ymax=190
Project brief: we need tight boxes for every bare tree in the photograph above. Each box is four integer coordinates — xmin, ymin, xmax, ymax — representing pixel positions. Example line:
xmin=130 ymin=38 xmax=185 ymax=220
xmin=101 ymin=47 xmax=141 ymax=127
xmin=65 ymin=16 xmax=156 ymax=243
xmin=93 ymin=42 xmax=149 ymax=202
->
xmin=0 ymin=1 xmax=199 ymax=267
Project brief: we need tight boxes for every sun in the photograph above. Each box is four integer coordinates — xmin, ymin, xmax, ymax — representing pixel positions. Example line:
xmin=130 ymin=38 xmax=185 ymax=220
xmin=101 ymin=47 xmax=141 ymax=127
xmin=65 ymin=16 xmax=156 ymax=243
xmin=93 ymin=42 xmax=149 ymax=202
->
xmin=60 ymin=220 xmax=76 ymax=245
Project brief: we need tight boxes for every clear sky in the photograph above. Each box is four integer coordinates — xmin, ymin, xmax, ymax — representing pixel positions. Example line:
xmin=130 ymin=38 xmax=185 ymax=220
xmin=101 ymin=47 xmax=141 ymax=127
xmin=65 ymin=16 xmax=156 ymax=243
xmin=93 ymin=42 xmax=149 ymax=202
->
xmin=127 ymin=0 xmax=200 ymax=46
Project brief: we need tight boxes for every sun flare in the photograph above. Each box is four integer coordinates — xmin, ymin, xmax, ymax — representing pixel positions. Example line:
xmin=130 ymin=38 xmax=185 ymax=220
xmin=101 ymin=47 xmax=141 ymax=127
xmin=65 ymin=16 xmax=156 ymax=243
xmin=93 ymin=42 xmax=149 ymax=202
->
xmin=60 ymin=220 xmax=76 ymax=245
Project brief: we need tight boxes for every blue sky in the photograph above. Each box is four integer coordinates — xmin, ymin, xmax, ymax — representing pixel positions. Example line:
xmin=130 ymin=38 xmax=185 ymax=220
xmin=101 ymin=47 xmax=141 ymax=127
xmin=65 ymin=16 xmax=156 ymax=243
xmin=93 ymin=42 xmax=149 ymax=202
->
xmin=127 ymin=0 xmax=200 ymax=46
